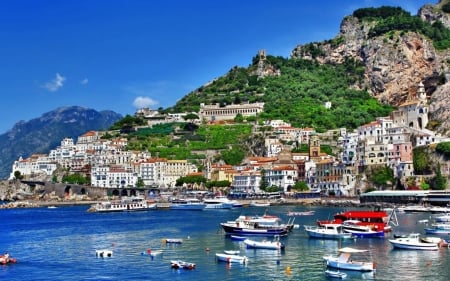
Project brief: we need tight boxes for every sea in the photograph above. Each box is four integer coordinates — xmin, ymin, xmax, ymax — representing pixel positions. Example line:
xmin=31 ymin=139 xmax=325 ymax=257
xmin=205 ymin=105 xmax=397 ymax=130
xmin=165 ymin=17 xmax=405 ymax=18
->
xmin=1 ymin=203 xmax=450 ymax=281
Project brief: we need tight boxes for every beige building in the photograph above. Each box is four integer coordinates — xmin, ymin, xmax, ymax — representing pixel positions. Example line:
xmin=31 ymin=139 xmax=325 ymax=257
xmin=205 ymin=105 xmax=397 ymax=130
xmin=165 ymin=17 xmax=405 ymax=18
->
xmin=199 ymin=102 xmax=264 ymax=122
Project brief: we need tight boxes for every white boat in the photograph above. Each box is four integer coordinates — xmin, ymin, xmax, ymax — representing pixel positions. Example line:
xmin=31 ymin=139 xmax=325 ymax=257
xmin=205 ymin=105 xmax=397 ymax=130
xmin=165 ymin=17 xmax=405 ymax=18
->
xmin=223 ymin=250 xmax=240 ymax=255
xmin=434 ymin=213 xmax=450 ymax=223
xmin=304 ymin=224 xmax=353 ymax=239
xmin=388 ymin=233 xmax=439 ymax=250
xmin=88 ymin=196 xmax=157 ymax=212
xmin=325 ymin=269 xmax=347 ymax=279
xmin=341 ymin=220 xmax=384 ymax=238
xmin=95 ymin=249 xmax=113 ymax=258
xmin=243 ymin=237 xmax=285 ymax=250
xmin=424 ymin=223 xmax=450 ymax=234
xmin=162 ymin=238 xmax=183 ymax=244
xmin=203 ymin=196 xmax=235 ymax=209
xmin=169 ymin=198 xmax=206 ymax=210
xmin=170 ymin=260 xmax=196 ymax=270
xmin=215 ymin=253 xmax=248 ymax=264
xmin=323 ymin=247 xmax=375 ymax=272
xmin=250 ymin=201 xmax=270 ymax=207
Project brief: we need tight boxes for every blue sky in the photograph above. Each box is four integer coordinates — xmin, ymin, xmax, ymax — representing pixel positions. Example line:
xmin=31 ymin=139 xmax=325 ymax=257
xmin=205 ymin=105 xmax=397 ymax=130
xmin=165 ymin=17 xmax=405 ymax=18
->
xmin=0 ymin=0 xmax=431 ymax=134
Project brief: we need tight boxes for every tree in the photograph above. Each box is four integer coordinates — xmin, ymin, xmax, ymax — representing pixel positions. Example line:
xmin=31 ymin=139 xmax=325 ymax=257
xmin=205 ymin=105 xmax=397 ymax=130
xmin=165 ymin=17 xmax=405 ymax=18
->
xmin=13 ymin=171 xmax=23 ymax=181
xmin=367 ymin=165 xmax=394 ymax=190
xmin=292 ymin=181 xmax=309 ymax=191
xmin=260 ymin=169 xmax=268 ymax=191
xmin=432 ymin=162 xmax=447 ymax=190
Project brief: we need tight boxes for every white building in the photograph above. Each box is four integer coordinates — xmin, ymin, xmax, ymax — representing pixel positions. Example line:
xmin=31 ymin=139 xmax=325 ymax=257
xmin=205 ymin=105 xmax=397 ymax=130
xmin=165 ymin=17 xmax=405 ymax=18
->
xmin=9 ymin=154 xmax=57 ymax=180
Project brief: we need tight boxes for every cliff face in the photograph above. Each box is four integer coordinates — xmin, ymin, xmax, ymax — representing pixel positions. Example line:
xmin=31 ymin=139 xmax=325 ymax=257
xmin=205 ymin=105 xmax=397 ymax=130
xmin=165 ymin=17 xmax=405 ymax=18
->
xmin=291 ymin=1 xmax=450 ymax=135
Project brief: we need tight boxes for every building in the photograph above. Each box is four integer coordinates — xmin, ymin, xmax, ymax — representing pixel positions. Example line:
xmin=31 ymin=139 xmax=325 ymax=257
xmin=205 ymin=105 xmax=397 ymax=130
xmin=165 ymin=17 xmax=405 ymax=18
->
xmin=198 ymin=102 xmax=264 ymax=122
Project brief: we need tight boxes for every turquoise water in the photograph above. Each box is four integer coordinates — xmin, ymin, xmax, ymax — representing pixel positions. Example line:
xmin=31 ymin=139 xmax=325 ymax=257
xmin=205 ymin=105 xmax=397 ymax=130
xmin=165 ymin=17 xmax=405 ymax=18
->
xmin=1 ymin=205 xmax=450 ymax=280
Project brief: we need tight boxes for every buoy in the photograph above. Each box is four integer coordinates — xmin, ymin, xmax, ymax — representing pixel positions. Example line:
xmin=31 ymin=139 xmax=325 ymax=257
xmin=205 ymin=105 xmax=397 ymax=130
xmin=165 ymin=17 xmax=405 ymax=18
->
xmin=147 ymin=249 xmax=151 ymax=255
xmin=205 ymin=247 xmax=210 ymax=252
xmin=286 ymin=266 xmax=291 ymax=274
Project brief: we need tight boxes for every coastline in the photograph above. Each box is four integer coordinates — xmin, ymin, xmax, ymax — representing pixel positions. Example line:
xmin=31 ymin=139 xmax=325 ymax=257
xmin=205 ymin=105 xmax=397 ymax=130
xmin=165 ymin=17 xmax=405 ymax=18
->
xmin=0 ymin=197 xmax=363 ymax=209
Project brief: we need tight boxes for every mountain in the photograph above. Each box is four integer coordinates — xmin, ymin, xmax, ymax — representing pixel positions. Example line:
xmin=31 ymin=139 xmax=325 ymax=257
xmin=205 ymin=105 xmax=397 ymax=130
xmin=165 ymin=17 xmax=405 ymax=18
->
xmin=168 ymin=1 xmax=450 ymax=135
xmin=0 ymin=106 xmax=122 ymax=179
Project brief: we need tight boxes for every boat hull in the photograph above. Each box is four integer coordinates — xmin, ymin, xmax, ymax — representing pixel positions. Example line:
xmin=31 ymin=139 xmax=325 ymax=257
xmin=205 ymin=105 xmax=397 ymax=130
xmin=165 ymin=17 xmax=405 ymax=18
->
xmin=323 ymin=256 xmax=374 ymax=272
xmin=304 ymin=225 xmax=353 ymax=239
xmin=389 ymin=240 xmax=439 ymax=250
xmin=243 ymin=239 xmax=284 ymax=250
xmin=215 ymin=253 xmax=248 ymax=264
xmin=221 ymin=223 xmax=289 ymax=236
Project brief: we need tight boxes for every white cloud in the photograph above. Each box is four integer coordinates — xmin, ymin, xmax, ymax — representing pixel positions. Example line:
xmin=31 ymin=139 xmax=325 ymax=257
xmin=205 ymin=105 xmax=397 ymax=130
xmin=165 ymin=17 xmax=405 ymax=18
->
xmin=81 ymin=78 xmax=89 ymax=85
xmin=42 ymin=73 xmax=66 ymax=92
xmin=133 ymin=96 xmax=158 ymax=109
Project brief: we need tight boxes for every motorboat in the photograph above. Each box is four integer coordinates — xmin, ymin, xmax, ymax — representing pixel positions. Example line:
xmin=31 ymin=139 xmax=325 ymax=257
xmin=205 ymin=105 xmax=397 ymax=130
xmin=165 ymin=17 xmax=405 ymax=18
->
xmin=169 ymin=198 xmax=206 ymax=210
xmin=220 ymin=214 xmax=294 ymax=236
xmin=88 ymin=196 xmax=157 ymax=212
xmin=243 ymin=236 xmax=285 ymax=250
xmin=203 ymin=196 xmax=235 ymax=209
xmin=304 ymin=224 xmax=353 ymax=239
xmin=323 ymin=247 xmax=376 ymax=272
xmin=325 ymin=269 xmax=347 ymax=279
xmin=249 ymin=201 xmax=271 ymax=207
xmin=434 ymin=213 xmax=450 ymax=223
xmin=287 ymin=210 xmax=315 ymax=216
xmin=341 ymin=220 xmax=385 ymax=238
xmin=215 ymin=253 xmax=248 ymax=264
xmin=170 ymin=260 xmax=196 ymax=270
xmin=424 ymin=223 xmax=450 ymax=234
xmin=162 ymin=238 xmax=183 ymax=244
xmin=388 ymin=233 xmax=439 ymax=250
xmin=95 ymin=249 xmax=113 ymax=258
xmin=0 ymin=253 xmax=17 ymax=265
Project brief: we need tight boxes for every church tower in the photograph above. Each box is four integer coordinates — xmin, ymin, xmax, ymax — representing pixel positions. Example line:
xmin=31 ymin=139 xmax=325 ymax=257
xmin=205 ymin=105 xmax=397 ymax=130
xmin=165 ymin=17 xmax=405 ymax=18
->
xmin=309 ymin=135 xmax=321 ymax=160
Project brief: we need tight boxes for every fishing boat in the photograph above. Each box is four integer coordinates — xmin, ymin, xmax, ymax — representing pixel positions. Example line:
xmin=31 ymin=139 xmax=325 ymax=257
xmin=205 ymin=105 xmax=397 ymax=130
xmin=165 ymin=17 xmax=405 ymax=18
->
xmin=215 ymin=253 xmax=248 ymax=264
xmin=388 ymin=233 xmax=439 ymax=250
xmin=243 ymin=236 xmax=285 ymax=250
xmin=318 ymin=206 xmax=395 ymax=232
xmin=170 ymin=260 xmax=196 ymax=270
xmin=88 ymin=196 xmax=157 ymax=212
xmin=325 ymin=269 xmax=347 ymax=279
xmin=323 ymin=247 xmax=376 ymax=272
xmin=304 ymin=224 xmax=353 ymax=239
xmin=341 ymin=220 xmax=385 ymax=238
xmin=169 ymin=198 xmax=206 ymax=210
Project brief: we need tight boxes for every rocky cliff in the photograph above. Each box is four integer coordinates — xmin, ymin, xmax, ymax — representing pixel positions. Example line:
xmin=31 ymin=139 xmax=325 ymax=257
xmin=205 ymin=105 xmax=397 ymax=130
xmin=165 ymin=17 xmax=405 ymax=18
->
xmin=291 ymin=0 xmax=450 ymax=135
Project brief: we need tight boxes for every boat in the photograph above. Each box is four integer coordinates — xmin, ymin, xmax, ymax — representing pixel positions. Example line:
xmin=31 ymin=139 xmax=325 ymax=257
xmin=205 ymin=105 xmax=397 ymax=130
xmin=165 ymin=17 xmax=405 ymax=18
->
xmin=141 ymin=249 xmax=163 ymax=257
xmin=162 ymin=238 xmax=183 ymax=244
xmin=221 ymin=214 xmax=295 ymax=236
xmin=88 ymin=196 xmax=157 ymax=212
xmin=318 ymin=206 xmax=394 ymax=232
xmin=0 ymin=253 xmax=17 ymax=265
xmin=323 ymin=247 xmax=376 ymax=272
xmin=388 ymin=233 xmax=439 ymax=250
xmin=215 ymin=253 xmax=248 ymax=264
xmin=223 ymin=250 xmax=240 ymax=255
xmin=250 ymin=201 xmax=270 ymax=207
xmin=203 ymin=196 xmax=235 ymax=209
xmin=424 ymin=223 xmax=450 ymax=234
xmin=402 ymin=205 xmax=431 ymax=213
xmin=243 ymin=236 xmax=285 ymax=250
xmin=95 ymin=249 xmax=113 ymax=257
xmin=170 ymin=260 xmax=196 ymax=270
xmin=325 ymin=269 xmax=348 ymax=279
xmin=341 ymin=220 xmax=385 ymax=238
xmin=434 ymin=213 xmax=450 ymax=222
xmin=169 ymin=198 xmax=206 ymax=210
xmin=304 ymin=224 xmax=353 ymax=239
xmin=287 ymin=210 xmax=315 ymax=216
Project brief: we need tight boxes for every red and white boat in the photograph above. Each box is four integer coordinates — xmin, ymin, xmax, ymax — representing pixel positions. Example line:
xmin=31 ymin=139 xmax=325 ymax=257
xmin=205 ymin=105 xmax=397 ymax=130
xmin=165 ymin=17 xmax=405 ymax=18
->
xmin=318 ymin=207 xmax=396 ymax=232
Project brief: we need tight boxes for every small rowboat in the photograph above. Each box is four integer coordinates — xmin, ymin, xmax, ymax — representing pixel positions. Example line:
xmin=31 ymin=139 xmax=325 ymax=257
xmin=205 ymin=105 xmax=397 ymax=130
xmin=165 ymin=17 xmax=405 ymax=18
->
xmin=223 ymin=250 xmax=240 ymax=255
xmin=171 ymin=260 xmax=196 ymax=270
xmin=325 ymin=269 xmax=347 ymax=279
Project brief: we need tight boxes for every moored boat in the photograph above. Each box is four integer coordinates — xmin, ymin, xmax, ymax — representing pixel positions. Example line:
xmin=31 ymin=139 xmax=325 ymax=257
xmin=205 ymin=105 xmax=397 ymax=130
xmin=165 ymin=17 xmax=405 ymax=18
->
xmin=170 ymin=260 xmax=196 ymax=270
xmin=424 ymin=223 xmax=450 ymax=234
xmin=0 ymin=253 xmax=17 ymax=265
xmin=304 ymin=224 xmax=353 ymax=239
xmin=221 ymin=214 xmax=294 ymax=236
xmin=203 ymin=196 xmax=235 ymax=209
xmin=287 ymin=210 xmax=315 ymax=216
xmin=318 ymin=206 xmax=394 ymax=232
xmin=389 ymin=233 xmax=439 ymax=250
xmin=323 ymin=247 xmax=375 ymax=272
xmin=162 ymin=238 xmax=183 ymax=244
xmin=215 ymin=253 xmax=248 ymax=264
xmin=88 ymin=196 xmax=157 ymax=212
xmin=169 ymin=198 xmax=206 ymax=210
xmin=341 ymin=220 xmax=385 ymax=238
xmin=243 ymin=236 xmax=285 ymax=250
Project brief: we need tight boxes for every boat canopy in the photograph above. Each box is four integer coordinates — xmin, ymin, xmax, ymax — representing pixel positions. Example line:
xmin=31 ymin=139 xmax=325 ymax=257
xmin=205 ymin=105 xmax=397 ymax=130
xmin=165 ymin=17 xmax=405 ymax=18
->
xmin=338 ymin=247 xmax=368 ymax=253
